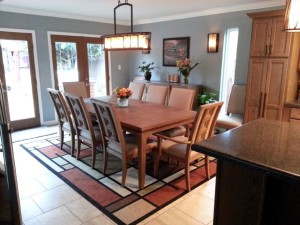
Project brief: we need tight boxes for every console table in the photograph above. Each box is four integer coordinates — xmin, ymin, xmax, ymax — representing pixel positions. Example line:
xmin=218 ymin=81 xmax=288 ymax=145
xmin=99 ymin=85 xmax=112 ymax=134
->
xmin=192 ymin=119 xmax=300 ymax=225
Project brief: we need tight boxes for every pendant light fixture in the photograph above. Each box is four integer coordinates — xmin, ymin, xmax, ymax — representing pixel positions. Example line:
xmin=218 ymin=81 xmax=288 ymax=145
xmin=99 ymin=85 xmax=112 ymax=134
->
xmin=284 ymin=0 xmax=300 ymax=32
xmin=103 ymin=0 xmax=151 ymax=51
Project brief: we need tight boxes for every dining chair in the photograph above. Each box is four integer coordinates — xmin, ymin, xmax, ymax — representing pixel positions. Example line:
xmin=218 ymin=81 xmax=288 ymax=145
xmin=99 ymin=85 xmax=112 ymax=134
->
xmin=47 ymin=88 xmax=76 ymax=156
xmin=128 ymin=82 xmax=145 ymax=100
xmin=216 ymin=84 xmax=246 ymax=130
xmin=91 ymin=98 xmax=157 ymax=187
xmin=144 ymin=84 xmax=168 ymax=105
xmin=63 ymin=81 xmax=89 ymax=98
xmin=154 ymin=101 xmax=223 ymax=192
xmin=64 ymin=92 xmax=102 ymax=168
xmin=158 ymin=88 xmax=195 ymax=138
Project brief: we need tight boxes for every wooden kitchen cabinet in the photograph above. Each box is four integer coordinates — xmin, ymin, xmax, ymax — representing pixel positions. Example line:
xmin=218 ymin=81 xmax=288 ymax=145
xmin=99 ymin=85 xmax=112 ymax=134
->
xmin=245 ymin=58 xmax=288 ymax=122
xmin=244 ymin=10 xmax=300 ymax=123
xmin=250 ymin=12 xmax=291 ymax=58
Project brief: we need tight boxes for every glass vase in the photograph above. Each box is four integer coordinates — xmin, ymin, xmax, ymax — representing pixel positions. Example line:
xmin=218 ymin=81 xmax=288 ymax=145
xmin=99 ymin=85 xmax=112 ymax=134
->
xmin=183 ymin=76 xmax=189 ymax=84
xmin=117 ymin=98 xmax=129 ymax=107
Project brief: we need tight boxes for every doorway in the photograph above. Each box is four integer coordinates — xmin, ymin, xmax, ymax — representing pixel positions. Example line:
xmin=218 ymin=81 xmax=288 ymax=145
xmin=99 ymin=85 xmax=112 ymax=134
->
xmin=0 ymin=31 xmax=40 ymax=131
xmin=50 ymin=35 xmax=109 ymax=97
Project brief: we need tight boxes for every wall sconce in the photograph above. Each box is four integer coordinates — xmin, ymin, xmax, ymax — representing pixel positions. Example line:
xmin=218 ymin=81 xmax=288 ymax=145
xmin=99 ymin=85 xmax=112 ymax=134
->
xmin=207 ymin=33 xmax=219 ymax=53
xmin=284 ymin=0 xmax=300 ymax=32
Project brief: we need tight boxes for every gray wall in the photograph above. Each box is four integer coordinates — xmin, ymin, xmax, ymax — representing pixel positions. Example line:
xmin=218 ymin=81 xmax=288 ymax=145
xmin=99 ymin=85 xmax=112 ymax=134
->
xmin=0 ymin=6 xmax=282 ymax=124
xmin=130 ymin=7 xmax=282 ymax=93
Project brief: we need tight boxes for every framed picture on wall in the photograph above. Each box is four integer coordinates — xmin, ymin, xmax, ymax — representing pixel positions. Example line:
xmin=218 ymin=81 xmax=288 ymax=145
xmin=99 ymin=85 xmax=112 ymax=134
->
xmin=163 ymin=37 xmax=190 ymax=66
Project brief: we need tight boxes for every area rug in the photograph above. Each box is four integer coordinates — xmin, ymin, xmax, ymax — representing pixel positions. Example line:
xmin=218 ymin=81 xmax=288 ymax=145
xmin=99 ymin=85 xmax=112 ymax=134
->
xmin=20 ymin=133 xmax=216 ymax=225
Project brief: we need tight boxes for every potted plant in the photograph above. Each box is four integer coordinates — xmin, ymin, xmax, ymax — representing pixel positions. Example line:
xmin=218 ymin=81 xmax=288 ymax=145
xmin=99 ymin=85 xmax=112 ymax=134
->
xmin=198 ymin=91 xmax=218 ymax=105
xmin=138 ymin=61 xmax=155 ymax=81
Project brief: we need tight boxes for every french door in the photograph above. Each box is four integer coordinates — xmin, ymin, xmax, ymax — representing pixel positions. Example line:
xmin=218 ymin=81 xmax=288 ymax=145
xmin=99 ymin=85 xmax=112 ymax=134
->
xmin=51 ymin=35 xmax=109 ymax=97
xmin=0 ymin=31 xmax=40 ymax=130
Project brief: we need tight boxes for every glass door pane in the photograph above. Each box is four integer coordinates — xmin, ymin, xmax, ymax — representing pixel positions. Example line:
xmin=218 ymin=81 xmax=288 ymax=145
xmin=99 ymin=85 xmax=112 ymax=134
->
xmin=0 ymin=40 xmax=35 ymax=121
xmin=55 ymin=42 xmax=79 ymax=91
xmin=87 ymin=43 xmax=106 ymax=97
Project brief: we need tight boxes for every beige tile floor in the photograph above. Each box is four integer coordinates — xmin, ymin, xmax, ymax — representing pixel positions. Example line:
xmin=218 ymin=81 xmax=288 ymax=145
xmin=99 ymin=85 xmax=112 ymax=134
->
xmin=11 ymin=125 xmax=216 ymax=225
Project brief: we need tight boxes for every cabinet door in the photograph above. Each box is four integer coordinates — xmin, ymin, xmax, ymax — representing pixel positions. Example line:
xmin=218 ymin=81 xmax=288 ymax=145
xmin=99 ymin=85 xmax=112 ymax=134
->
xmin=269 ymin=17 xmax=292 ymax=57
xmin=263 ymin=59 xmax=288 ymax=120
xmin=250 ymin=18 xmax=272 ymax=57
xmin=250 ymin=17 xmax=291 ymax=58
xmin=244 ymin=58 xmax=268 ymax=123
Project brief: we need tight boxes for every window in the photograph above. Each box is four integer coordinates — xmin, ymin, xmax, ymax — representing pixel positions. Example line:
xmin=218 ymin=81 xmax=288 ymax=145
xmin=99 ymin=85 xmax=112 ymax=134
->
xmin=219 ymin=28 xmax=239 ymax=113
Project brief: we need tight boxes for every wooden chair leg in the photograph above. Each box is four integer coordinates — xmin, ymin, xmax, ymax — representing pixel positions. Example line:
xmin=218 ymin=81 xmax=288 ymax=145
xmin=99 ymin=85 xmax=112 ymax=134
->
xmin=76 ymin=139 xmax=81 ymax=159
xmin=103 ymin=151 xmax=108 ymax=175
xmin=205 ymin=155 xmax=210 ymax=179
xmin=91 ymin=144 xmax=96 ymax=169
xmin=154 ymin=137 xmax=162 ymax=177
xmin=122 ymin=160 xmax=127 ymax=187
xmin=185 ymin=163 xmax=191 ymax=192
xmin=59 ymin=128 xmax=64 ymax=150
xmin=153 ymin=151 xmax=160 ymax=178
xmin=70 ymin=133 xmax=75 ymax=157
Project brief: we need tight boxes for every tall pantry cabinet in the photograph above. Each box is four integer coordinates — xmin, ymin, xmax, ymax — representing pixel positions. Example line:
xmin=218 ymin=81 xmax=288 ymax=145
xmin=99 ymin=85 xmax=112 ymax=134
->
xmin=244 ymin=10 xmax=300 ymax=123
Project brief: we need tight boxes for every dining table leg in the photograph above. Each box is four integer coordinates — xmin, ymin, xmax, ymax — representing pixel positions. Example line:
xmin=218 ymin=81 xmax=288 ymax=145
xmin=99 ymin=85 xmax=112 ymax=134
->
xmin=137 ymin=132 xmax=150 ymax=189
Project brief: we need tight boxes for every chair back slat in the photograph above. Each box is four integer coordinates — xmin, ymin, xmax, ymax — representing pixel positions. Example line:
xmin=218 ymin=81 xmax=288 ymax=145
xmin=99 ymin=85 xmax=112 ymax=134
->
xmin=190 ymin=101 xmax=223 ymax=144
xmin=64 ymin=93 xmax=93 ymax=136
xmin=91 ymin=99 xmax=126 ymax=154
xmin=47 ymin=88 xmax=71 ymax=125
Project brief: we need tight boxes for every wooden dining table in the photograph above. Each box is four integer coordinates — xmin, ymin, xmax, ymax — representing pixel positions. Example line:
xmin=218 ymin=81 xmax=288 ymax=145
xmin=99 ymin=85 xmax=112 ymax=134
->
xmin=85 ymin=96 xmax=196 ymax=189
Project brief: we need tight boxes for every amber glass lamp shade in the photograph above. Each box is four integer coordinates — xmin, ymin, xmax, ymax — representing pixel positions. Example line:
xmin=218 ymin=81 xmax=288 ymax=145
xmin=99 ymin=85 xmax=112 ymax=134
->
xmin=284 ymin=0 xmax=300 ymax=32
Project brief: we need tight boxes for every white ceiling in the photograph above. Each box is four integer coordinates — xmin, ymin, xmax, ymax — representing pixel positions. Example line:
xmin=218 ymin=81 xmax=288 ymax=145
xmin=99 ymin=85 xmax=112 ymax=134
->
xmin=0 ymin=0 xmax=285 ymax=25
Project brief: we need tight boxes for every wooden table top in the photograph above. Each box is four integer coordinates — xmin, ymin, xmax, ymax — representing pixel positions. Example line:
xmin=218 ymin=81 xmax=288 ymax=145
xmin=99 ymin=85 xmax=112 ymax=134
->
xmin=87 ymin=96 xmax=196 ymax=134
xmin=192 ymin=118 xmax=300 ymax=181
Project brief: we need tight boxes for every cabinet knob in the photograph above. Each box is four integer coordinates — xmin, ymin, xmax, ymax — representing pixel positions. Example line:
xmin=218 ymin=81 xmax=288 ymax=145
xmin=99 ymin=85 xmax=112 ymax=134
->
xmin=269 ymin=45 xmax=272 ymax=56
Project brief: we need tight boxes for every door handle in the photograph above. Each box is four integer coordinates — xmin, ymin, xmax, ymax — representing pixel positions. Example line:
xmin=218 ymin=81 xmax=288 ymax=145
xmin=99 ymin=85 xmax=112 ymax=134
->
xmin=262 ymin=93 xmax=267 ymax=117
xmin=259 ymin=92 xmax=263 ymax=116
xmin=265 ymin=45 xmax=268 ymax=56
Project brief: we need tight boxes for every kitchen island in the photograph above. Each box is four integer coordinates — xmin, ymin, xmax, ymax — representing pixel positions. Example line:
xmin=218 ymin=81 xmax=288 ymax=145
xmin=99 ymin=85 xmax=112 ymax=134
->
xmin=192 ymin=118 xmax=300 ymax=225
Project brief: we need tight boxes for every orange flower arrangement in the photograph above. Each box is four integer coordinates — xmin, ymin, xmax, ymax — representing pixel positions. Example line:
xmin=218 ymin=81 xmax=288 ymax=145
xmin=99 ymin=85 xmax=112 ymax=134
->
xmin=176 ymin=58 xmax=199 ymax=76
xmin=114 ymin=87 xmax=133 ymax=99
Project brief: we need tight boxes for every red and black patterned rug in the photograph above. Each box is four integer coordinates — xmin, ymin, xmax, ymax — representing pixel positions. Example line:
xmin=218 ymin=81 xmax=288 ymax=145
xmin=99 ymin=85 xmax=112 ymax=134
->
xmin=20 ymin=133 xmax=216 ymax=225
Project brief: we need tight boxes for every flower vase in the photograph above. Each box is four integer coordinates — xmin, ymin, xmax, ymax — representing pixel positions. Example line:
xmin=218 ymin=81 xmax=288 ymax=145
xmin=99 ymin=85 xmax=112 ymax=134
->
xmin=183 ymin=76 xmax=189 ymax=84
xmin=117 ymin=98 xmax=129 ymax=107
xmin=181 ymin=71 xmax=190 ymax=84
xmin=144 ymin=72 xmax=152 ymax=81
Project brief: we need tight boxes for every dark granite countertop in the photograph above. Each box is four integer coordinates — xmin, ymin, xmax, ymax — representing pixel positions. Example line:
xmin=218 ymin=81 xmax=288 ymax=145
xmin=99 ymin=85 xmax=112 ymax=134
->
xmin=192 ymin=118 xmax=300 ymax=181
